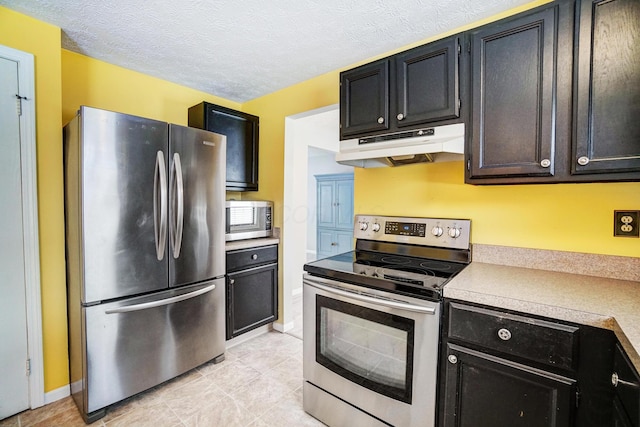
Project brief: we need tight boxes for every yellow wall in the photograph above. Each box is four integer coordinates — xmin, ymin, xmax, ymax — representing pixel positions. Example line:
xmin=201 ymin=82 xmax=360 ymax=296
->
xmin=0 ymin=6 xmax=68 ymax=393
xmin=244 ymin=0 xmax=640 ymax=259
xmin=61 ymin=50 xmax=241 ymax=125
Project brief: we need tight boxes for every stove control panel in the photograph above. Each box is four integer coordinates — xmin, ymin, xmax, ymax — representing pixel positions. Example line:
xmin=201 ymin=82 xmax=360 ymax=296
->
xmin=355 ymin=215 xmax=471 ymax=250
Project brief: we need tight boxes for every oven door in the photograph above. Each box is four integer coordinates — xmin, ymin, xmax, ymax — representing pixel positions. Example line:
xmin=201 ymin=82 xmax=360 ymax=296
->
xmin=303 ymin=274 xmax=441 ymax=427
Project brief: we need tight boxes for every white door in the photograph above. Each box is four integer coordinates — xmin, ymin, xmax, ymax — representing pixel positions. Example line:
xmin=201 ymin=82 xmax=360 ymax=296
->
xmin=0 ymin=55 xmax=31 ymax=419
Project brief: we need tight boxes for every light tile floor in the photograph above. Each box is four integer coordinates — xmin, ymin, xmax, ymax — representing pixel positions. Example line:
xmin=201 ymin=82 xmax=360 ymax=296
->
xmin=1 ymin=298 xmax=321 ymax=427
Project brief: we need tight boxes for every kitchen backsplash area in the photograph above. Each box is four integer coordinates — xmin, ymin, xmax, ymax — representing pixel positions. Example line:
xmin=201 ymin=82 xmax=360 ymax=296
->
xmin=473 ymin=244 xmax=640 ymax=282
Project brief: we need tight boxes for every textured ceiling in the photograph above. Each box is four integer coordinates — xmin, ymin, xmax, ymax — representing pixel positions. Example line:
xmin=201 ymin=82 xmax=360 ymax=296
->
xmin=1 ymin=0 xmax=531 ymax=102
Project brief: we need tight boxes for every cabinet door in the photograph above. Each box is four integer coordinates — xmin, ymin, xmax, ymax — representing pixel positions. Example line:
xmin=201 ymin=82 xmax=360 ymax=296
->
xmin=573 ymin=0 xmax=640 ymax=175
xmin=316 ymin=180 xmax=336 ymax=229
xmin=441 ymin=343 xmax=575 ymax=427
xmin=335 ymin=178 xmax=354 ymax=230
xmin=396 ymin=36 xmax=460 ymax=127
xmin=340 ymin=59 xmax=390 ymax=138
xmin=206 ymin=106 xmax=259 ymax=191
xmin=226 ymin=263 xmax=277 ymax=339
xmin=335 ymin=231 xmax=353 ymax=255
xmin=468 ymin=5 xmax=559 ymax=179
xmin=188 ymin=102 xmax=259 ymax=192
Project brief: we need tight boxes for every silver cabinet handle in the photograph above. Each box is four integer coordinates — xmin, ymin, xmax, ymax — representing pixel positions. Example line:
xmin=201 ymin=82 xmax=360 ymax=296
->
xmin=377 ymin=117 xmax=384 ymax=124
xmin=229 ymin=279 xmax=235 ymax=285
xmin=153 ymin=151 xmax=167 ymax=261
xmin=498 ymin=328 xmax=512 ymax=341
xmin=105 ymin=284 xmax=216 ymax=314
xmin=170 ymin=153 xmax=184 ymax=259
xmin=448 ymin=355 xmax=458 ymax=364
xmin=577 ymin=156 xmax=590 ymax=166
xmin=397 ymin=113 xmax=404 ymax=120
xmin=304 ymin=277 xmax=436 ymax=314
xmin=611 ymin=372 xmax=640 ymax=388
xmin=540 ymin=159 xmax=551 ymax=168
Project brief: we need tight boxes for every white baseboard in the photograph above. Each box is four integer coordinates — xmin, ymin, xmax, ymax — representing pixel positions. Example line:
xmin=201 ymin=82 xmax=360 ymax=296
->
xmin=43 ymin=384 xmax=70 ymax=405
xmin=225 ymin=324 xmax=272 ymax=349
xmin=273 ymin=320 xmax=294 ymax=333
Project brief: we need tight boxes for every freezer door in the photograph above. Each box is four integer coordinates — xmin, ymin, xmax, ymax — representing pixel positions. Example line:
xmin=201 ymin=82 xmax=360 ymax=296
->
xmin=168 ymin=124 xmax=226 ymax=286
xmin=79 ymin=279 xmax=225 ymax=415
xmin=70 ymin=107 xmax=169 ymax=303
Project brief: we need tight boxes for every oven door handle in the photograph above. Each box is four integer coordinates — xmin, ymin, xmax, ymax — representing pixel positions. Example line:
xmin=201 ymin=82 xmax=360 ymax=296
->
xmin=304 ymin=277 xmax=436 ymax=315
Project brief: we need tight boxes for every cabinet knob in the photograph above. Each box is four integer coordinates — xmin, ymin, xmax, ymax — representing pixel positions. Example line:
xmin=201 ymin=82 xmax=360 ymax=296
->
xmin=540 ymin=159 xmax=551 ymax=168
xmin=230 ymin=279 xmax=235 ymax=285
xmin=251 ymin=254 xmax=258 ymax=260
xmin=397 ymin=113 xmax=405 ymax=121
xmin=377 ymin=117 xmax=385 ymax=124
xmin=577 ymin=156 xmax=590 ymax=166
xmin=497 ymin=328 xmax=512 ymax=341
xmin=330 ymin=242 xmax=337 ymax=246
xmin=448 ymin=354 xmax=458 ymax=364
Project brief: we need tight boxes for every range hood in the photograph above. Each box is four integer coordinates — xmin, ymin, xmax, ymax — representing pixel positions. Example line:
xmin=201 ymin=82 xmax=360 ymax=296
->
xmin=336 ymin=123 xmax=465 ymax=168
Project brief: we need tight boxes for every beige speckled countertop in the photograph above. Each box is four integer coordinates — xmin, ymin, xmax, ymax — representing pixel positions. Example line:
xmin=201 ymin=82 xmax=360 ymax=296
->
xmin=225 ymin=237 xmax=280 ymax=251
xmin=444 ymin=261 xmax=640 ymax=371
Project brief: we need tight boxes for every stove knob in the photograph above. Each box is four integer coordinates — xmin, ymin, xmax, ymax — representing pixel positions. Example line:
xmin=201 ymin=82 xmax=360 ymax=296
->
xmin=448 ymin=227 xmax=461 ymax=238
xmin=372 ymin=223 xmax=380 ymax=232
xmin=431 ymin=226 xmax=443 ymax=237
xmin=359 ymin=222 xmax=368 ymax=231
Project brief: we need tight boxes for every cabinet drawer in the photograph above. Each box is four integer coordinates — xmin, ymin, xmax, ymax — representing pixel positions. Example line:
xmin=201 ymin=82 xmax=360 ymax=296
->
xmin=226 ymin=245 xmax=278 ymax=272
xmin=448 ymin=302 xmax=579 ymax=371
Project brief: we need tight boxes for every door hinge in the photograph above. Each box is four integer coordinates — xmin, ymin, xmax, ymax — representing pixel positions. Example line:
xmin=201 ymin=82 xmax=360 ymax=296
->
xmin=458 ymin=43 xmax=461 ymax=55
xmin=26 ymin=358 xmax=31 ymax=376
xmin=575 ymin=390 xmax=581 ymax=408
xmin=15 ymin=94 xmax=27 ymax=116
xmin=467 ymin=160 xmax=471 ymax=171
xmin=467 ymin=41 xmax=471 ymax=53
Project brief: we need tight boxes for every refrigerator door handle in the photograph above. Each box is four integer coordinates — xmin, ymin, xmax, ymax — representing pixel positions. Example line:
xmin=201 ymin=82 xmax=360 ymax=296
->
xmin=170 ymin=152 xmax=185 ymax=259
xmin=153 ymin=151 xmax=167 ymax=261
xmin=105 ymin=283 xmax=216 ymax=314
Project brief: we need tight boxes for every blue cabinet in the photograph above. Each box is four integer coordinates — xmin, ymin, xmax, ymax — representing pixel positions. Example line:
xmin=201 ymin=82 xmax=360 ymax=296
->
xmin=316 ymin=174 xmax=354 ymax=259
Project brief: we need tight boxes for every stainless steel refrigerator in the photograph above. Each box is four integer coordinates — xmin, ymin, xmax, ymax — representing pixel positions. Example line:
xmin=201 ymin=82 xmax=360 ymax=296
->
xmin=64 ymin=106 xmax=227 ymax=423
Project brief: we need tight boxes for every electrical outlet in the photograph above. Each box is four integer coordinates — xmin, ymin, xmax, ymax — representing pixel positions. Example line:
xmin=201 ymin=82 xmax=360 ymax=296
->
xmin=614 ymin=210 xmax=640 ymax=238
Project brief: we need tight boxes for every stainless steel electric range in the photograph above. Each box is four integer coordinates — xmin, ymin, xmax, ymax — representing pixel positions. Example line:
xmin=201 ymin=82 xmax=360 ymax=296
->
xmin=302 ymin=214 xmax=471 ymax=427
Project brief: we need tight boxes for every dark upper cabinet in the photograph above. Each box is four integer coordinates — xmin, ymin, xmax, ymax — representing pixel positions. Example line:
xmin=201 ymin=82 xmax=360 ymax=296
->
xmin=395 ymin=36 xmax=461 ymax=128
xmin=340 ymin=60 xmax=389 ymax=138
xmin=188 ymin=102 xmax=259 ymax=191
xmin=466 ymin=0 xmax=640 ymax=184
xmin=467 ymin=2 xmax=567 ymax=180
xmin=573 ymin=0 xmax=640 ymax=175
xmin=339 ymin=34 xmax=464 ymax=140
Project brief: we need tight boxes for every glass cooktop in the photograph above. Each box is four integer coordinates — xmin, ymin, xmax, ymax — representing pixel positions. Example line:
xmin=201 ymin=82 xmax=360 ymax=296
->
xmin=303 ymin=250 xmax=468 ymax=301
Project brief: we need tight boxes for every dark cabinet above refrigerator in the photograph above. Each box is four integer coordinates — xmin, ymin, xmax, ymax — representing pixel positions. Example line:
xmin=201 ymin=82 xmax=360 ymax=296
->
xmin=189 ymin=102 xmax=259 ymax=191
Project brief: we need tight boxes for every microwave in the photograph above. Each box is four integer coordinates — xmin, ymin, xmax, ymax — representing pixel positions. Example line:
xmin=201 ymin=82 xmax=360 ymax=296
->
xmin=225 ymin=200 xmax=273 ymax=241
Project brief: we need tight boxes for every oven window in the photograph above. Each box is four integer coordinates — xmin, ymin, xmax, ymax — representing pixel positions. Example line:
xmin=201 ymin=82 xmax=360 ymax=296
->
xmin=315 ymin=294 xmax=414 ymax=403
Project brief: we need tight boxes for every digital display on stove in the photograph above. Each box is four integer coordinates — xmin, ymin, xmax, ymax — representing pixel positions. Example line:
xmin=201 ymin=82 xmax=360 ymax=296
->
xmin=385 ymin=221 xmax=426 ymax=237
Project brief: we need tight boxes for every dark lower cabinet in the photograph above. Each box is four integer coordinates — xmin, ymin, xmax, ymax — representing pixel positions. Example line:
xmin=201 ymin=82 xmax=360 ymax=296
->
xmin=226 ymin=245 xmax=278 ymax=340
xmin=441 ymin=343 xmax=576 ymax=427
xmin=440 ymin=300 xmax=621 ymax=427
xmin=612 ymin=343 xmax=640 ymax=427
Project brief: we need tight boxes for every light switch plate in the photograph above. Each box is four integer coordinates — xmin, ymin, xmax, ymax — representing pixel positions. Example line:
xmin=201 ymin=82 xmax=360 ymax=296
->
xmin=614 ymin=210 xmax=640 ymax=238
